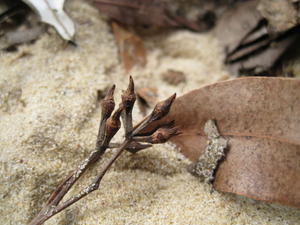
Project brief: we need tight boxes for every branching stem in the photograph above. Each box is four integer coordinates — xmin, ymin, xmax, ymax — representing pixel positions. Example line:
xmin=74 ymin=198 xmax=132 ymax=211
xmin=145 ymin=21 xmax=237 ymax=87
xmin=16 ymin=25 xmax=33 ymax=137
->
xmin=29 ymin=77 xmax=177 ymax=225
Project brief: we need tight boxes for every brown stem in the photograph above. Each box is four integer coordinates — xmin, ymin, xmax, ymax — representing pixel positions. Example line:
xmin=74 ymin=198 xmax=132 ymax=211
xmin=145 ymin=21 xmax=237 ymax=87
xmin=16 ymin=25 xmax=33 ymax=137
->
xmin=96 ymin=85 xmax=115 ymax=149
xmin=29 ymin=80 xmax=177 ymax=225
xmin=132 ymin=94 xmax=176 ymax=136
xmin=132 ymin=135 xmax=152 ymax=143
xmin=30 ymin=102 xmax=124 ymax=224
xmin=46 ymin=147 xmax=106 ymax=206
xmin=29 ymin=88 xmax=118 ymax=225
xmin=54 ymin=140 xmax=129 ymax=214
xmin=121 ymin=76 xmax=136 ymax=138
xmin=121 ymin=109 xmax=133 ymax=137
xmin=109 ymin=142 xmax=152 ymax=152
xmin=29 ymin=146 xmax=108 ymax=225
xmin=29 ymin=140 xmax=131 ymax=225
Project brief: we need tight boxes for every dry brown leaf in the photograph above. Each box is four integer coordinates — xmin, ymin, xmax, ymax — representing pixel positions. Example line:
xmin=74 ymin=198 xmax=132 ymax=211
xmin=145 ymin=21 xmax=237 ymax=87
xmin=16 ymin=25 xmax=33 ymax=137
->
xmin=94 ymin=0 xmax=175 ymax=28
xmin=93 ymin=0 xmax=214 ymax=32
xmin=111 ymin=22 xmax=146 ymax=72
xmin=139 ymin=77 xmax=300 ymax=208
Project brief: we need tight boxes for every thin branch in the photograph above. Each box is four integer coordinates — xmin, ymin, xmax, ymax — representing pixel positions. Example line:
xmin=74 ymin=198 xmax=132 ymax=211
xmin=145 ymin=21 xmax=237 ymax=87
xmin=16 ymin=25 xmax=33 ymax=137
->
xmin=29 ymin=77 xmax=177 ymax=225
xmin=96 ymin=85 xmax=116 ymax=149
xmin=121 ymin=76 xmax=136 ymax=137
xmin=31 ymin=140 xmax=131 ymax=225
xmin=29 ymin=86 xmax=117 ymax=225
xmin=132 ymin=93 xmax=176 ymax=136
xmin=133 ymin=125 xmax=180 ymax=144
xmin=109 ymin=142 xmax=152 ymax=152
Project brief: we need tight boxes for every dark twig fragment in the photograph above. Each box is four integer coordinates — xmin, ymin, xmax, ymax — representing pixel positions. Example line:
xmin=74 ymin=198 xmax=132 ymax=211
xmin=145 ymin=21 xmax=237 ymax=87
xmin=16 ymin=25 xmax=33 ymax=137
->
xmin=101 ymin=105 xmax=123 ymax=148
xmin=96 ymin=85 xmax=115 ymax=149
xmin=121 ymin=76 xmax=136 ymax=137
xmin=133 ymin=124 xmax=179 ymax=144
xmin=150 ymin=93 xmax=176 ymax=122
xmin=109 ymin=141 xmax=152 ymax=153
xmin=133 ymin=93 xmax=176 ymax=136
xmin=29 ymin=77 xmax=178 ymax=225
xmin=49 ymin=140 xmax=131 ymax=216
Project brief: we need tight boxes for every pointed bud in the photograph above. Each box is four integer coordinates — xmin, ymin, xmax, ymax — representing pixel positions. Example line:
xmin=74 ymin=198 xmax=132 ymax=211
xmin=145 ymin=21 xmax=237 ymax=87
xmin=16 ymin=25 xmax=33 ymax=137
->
xmin=104 ymin=106 xmax=123 ymax=145
xmin=150 ymin=126 xmax=179 ymax=144
xmin=149 ymin=93 xmax=176 ymax=122
xmin=121 ymin=76 xmax=136 ymax=111
xmin=101 ymin=85 xmax=115 ymax=120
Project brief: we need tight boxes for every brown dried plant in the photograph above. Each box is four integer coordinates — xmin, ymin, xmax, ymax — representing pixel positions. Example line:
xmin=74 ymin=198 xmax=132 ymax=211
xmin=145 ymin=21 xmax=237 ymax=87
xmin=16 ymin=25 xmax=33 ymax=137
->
xmin=29 ymin=77 xmax=178 ymax=225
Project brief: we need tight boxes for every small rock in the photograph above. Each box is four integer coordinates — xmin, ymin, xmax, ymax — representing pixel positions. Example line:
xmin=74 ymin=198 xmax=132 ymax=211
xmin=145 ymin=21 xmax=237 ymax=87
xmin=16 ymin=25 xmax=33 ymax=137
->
xmin=161 ymin=69 xmax=186 ymax=85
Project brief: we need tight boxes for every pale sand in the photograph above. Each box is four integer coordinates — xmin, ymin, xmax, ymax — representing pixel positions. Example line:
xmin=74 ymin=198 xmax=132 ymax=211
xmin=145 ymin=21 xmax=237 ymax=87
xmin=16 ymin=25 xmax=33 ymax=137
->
xmin=0 ymin=0 xmax=299 ymax=224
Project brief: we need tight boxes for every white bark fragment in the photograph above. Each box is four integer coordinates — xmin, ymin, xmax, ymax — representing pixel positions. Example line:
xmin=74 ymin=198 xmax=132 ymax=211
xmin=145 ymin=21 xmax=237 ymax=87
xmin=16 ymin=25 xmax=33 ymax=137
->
xmin=22 ymin=0 xmax=75 ymax=41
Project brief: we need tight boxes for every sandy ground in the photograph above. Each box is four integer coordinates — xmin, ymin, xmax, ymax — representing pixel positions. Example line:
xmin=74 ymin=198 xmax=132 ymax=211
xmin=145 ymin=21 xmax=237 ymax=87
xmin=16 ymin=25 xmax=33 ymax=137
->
xmin=0 ymin=0 xmax=300 ymax=224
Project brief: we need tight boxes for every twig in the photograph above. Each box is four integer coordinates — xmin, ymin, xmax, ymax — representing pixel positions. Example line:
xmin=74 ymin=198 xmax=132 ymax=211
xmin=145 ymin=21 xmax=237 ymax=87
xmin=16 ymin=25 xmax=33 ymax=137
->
xmin=96 ymin=84 xmax=115 ymax=149
xmin=109 ymin=141 xmax=152 ymax=152
xmin=49 ymin=140 xmax=130 ymax=216
xmin=29 ymin=77 xmax=178 ymax=225
xmin=121 ymin=76 xmax=135 ymax=137
xmin=132 ymin=93 xmax=176 ymax=136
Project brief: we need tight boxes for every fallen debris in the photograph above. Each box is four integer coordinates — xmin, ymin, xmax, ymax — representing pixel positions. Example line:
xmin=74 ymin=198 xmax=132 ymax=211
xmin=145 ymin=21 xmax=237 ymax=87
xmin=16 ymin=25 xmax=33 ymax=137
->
xmin=161 ymin=69 xmax=186 ymax=86
xmin=139 ymin=77 xmax=300 ymax=208
xmin=29 ymin=77 xmax=178 ymax=225
xmin=190 ymin=120 xmax=228 ymax=184
xmin=22 ymin=0 xmax=75 ymax=41
xmin=112 ymin=21 xmax=146 ymax=73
